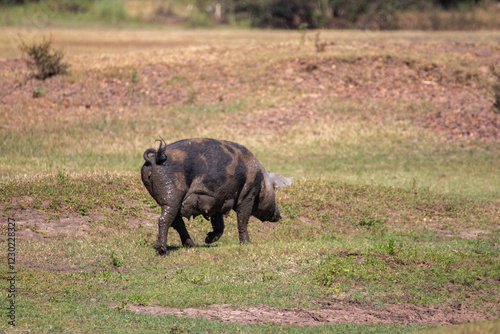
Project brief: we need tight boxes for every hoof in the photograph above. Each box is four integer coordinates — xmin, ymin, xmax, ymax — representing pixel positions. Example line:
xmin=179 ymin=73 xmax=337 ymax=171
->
xmin=156 ymin=245 xmax=168 ymax=255
xmin=184 ymin=239 xmax=196 ymax=248
xmin=205 ymin=231 xmax=222 ymax=244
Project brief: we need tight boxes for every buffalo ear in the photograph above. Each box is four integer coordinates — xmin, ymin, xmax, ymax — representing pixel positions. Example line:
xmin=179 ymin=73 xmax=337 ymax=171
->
xmin=269 ymin=173 xmax=294 ymax=190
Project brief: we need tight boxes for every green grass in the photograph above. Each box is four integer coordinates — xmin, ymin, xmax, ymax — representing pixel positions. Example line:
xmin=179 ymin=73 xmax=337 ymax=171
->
xmin=1 ymin=99 xmax=498 ymax=199
xmin=1 ymin=175 xmax=498 ymax=332
xmin=314 ymin=239 xmax=499 ymax=306
xmin=0 ymin=175 xmax=498 ymax=332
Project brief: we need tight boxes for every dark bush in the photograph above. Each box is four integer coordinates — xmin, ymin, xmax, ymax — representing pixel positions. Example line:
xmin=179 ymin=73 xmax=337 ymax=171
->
xmin=229 ymin=0 xmax=406 ymax=29
xmin=19 ymin=36 xmax=69 ymax=80
xmin=232 ymin=0 xmax=320 ymax=29
xmin=327 ymin=0 xmax=408 ymax=29
xmin=492 ymin=66 xmax=500 ymax=113
xmin=0 ymin=0 xmax=37 ymax=5
xmin=57 ymin=0 xmax=92 ymax=13
xmin=435 ymin=0 xmax=482 ymax=9
xmin=227 ymin=0 xmax=488 ymax=29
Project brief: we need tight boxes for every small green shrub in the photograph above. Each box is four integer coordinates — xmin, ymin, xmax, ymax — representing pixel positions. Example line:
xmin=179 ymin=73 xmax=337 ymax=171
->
xmin=131 ymin=68 xmax=139 ymax=83
xmin=110 ymin=250 xmax=123 ymax=267
xmin=298 ymin=22 xmax=308 ymax=46
xmin=128 ymin=293 xmax=149 ymax=306
xmin=32 ymin=85 xmax=45 ymax=98
xmin=19 ymin=36 xmax=69 ymax=80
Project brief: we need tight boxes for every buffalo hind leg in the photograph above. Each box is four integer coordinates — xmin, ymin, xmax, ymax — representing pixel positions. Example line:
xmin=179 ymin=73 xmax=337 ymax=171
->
xmin=205 ymin=213 xmax=225 ymax=244
xmin=156 ymin=205 xmax=177 ymax=255
xmin=171 ymin=217 xmax=196 ymax=247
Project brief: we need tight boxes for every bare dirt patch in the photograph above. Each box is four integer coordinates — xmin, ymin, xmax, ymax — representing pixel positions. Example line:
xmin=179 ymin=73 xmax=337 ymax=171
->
xmin=0 ymin=49 xmax=249 ymax=113
xmin=3 ymin=208 xmax=92 ymax=240
xmin=1 ymin=207 xmax=157 ymax=241
xmin=275 ymin=55 xmax=499 ymax=141
xmin=128 ymin=301 xmax=493 ymax=326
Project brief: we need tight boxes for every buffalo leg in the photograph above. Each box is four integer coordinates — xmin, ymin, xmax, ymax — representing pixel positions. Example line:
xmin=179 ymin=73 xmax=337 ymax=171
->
xmin=236 ymin=205 xmax=252 ymax=243
xmin=235 ymin=191 xmax=258 ymax=243
xmin=205 ymin=213 xmax=225 ymax=244
xmin=171 ymin=217 xmax=196 ymax=247
xmin=156 ymin=205 xmax=177 ymax=255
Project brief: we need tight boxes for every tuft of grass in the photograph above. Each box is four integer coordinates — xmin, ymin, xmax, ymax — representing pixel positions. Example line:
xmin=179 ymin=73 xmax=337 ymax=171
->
xmin=110 ymin=250 xmax=123 ymax=267
xmin=298 ymin=22 xmax=308 ymax=46
xmin=314 ymin=32 xmax=332 ymax=52
xmin=131 ymin=68 xmax=139 ymax=83
xmin=32 ymin=85 xmax=46 ymax=98
xmin=186 ymin=84 xmax=197 ymax=104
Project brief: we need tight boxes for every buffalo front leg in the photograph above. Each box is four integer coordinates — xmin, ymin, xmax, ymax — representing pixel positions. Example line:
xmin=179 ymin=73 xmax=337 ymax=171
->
xmin=156 ymin=205 xmax=177 ymax=255
xmin=205 ymin=213 xmax=225 ymax=244
xmin=236 ymin=205 xmax=252 ymax=243
xmin=171 ymin=217 xmax=196 ymax=247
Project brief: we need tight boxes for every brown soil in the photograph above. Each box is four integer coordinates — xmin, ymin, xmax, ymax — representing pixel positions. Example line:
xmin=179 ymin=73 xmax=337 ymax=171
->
xmin=4 ymin=206 xmax=157 ymax=240
xmin=4 ymin=208 xmax=90 ymax=241
xmin=127 ymin=301 xmax=493 ymax=326
xmin=271 ymin=55 xmax=499 ymax=141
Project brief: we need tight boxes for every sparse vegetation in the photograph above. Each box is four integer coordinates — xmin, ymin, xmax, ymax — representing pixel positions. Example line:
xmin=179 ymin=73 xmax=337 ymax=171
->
xmin=186 ymin=84 xmax=197 ymax=104
xmin=32 ymin=85 xmax=45 ymax=97
xmin=314 ymin=32 xmax=335 ymax=52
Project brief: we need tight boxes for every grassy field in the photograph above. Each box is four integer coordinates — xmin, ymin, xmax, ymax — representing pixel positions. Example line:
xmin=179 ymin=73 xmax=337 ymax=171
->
xmin=0 ymin=27 xmax=499 ymax=333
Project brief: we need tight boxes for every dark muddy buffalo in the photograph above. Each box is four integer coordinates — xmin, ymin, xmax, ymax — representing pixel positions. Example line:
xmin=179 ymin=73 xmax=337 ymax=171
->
xmin=141 ymin=138 xmax=293 ymax=255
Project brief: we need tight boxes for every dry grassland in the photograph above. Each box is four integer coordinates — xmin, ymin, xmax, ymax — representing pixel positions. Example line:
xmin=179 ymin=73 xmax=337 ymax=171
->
xmin=1 ymin=28 xmax=499 ymax=192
